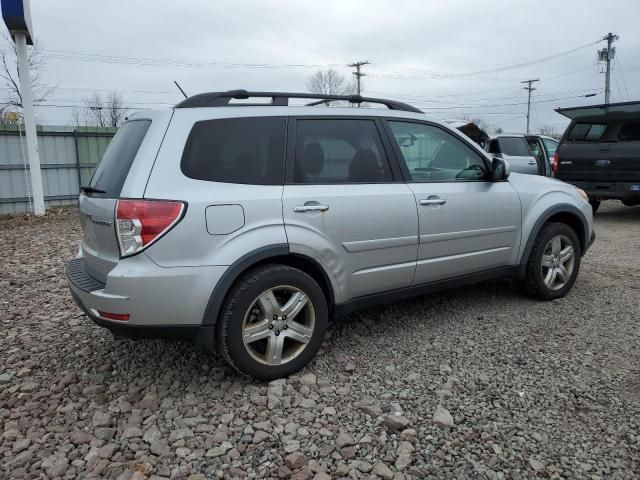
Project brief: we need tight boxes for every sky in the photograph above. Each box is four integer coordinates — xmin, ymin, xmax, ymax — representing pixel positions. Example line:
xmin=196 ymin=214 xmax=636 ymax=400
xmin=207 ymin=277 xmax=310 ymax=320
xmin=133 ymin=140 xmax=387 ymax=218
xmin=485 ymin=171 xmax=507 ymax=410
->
xmin=2 ymin=0 xmax=639 ymax=134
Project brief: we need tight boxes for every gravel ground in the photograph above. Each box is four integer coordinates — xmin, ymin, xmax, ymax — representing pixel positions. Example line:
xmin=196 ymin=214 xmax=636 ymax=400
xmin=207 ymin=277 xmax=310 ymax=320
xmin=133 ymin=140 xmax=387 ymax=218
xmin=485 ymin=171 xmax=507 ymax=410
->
xmin=1 ymin=203 xmax=639 ymax=480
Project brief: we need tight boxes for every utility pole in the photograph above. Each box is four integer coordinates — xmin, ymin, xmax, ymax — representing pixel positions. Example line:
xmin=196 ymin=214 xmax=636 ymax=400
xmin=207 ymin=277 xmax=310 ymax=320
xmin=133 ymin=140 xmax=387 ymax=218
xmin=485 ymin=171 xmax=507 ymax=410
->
xmin=349 ymin=61 xmax=369 ymax=103
xmin=521 ymin=79 xmax=539 ymax=134
xmin=2 ymin=0 xmax=45 ymax=215
xmin=598 ymin=32 xmax=618 ymax=104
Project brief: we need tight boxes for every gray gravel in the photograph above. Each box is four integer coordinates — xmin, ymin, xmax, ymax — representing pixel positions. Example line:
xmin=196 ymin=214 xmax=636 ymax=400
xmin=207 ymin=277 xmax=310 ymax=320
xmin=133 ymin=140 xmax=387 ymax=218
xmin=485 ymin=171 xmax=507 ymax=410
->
xmin=1 ymin=203 xmax=639 ymax=479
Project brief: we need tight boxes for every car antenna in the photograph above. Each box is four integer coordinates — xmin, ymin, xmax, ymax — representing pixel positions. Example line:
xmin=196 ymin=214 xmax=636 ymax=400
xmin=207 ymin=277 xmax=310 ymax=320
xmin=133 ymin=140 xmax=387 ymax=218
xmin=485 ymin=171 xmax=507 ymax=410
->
xmin=174 ymin=81 xmax=188 ymax=99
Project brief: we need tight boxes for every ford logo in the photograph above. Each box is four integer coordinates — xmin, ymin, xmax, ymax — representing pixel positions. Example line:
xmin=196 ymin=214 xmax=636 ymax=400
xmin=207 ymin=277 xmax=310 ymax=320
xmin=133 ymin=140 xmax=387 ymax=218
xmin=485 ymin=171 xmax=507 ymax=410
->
xmin=595 ymin=159 xmax=611 ymax=167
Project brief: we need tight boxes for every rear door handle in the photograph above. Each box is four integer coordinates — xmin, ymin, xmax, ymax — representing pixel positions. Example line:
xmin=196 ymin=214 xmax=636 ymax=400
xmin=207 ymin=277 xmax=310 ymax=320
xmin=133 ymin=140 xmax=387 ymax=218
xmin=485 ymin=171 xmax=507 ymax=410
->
xmin=420 ymin=198 xmax=446 ymax=206
xmin=528 ymin=161 xmax=536 ymax=165
xmin=293 ymin=204 xmax=329 ymax=213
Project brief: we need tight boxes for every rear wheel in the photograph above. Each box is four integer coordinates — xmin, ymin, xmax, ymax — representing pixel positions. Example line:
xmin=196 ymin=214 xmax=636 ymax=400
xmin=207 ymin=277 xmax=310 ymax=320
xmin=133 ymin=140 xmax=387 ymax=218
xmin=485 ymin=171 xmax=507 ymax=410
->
xmin=622 ymin=199 xmax=640 ymax=207
xmin=216 ymin=264 xmax=328 ymax=380
xmin=588 ymin=197 xmax=601 ymax=214
xmin=522 ymin=222 xmax=582 ymax=300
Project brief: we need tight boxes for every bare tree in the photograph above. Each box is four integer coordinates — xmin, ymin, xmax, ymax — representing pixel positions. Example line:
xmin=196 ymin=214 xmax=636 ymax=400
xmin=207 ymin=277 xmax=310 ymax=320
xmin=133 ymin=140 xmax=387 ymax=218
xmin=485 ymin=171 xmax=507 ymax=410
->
xmin=0 ymin=32 xmax=53 ymax=111
xmin=493 ymin=126 xmax=504 ymax=134
xmin=306 ymin=69 xmax=354 ymax=104
xmin=80 ymin=91 xmax=127 ymax=127
xmin=538 ymin=124 xmax=560 ymax=139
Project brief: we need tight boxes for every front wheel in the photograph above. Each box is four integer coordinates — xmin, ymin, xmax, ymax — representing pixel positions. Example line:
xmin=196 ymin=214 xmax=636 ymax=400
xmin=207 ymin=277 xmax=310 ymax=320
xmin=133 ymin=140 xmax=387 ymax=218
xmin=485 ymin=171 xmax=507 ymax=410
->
xmin=216 ymin=264 xmax=328 ymax=380
xmin=521 ymin=222 xmax=582 ymax=300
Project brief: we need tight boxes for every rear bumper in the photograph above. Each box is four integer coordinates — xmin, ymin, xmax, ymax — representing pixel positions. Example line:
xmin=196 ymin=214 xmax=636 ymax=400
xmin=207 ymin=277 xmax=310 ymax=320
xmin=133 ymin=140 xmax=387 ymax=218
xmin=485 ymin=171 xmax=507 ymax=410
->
xmin=565 ymin=180 xmax=640 ymax=199
xmin=66 ymin=253 xmax=228 ymax=339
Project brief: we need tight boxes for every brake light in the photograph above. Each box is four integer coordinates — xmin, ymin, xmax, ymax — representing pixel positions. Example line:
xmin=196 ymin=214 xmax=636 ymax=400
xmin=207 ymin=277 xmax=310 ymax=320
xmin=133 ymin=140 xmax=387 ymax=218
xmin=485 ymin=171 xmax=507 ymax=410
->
xmin=116 ymin=199 xmax=185 ymax=257
xmin=553 ymin=152 xmax=559 ymax=176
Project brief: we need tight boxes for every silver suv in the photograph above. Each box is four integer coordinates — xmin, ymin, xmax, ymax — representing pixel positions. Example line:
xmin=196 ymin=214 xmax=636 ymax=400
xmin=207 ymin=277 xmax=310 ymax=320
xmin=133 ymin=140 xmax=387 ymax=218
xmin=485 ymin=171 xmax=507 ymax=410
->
xmin=67 ymin=90 xmax=595 ymax=379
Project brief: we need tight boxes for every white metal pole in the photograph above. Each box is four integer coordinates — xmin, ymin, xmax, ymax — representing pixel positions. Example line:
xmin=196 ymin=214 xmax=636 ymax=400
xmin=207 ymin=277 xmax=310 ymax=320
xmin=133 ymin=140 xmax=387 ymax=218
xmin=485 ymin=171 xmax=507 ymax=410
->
xmin=14 ymin=31 xmax=45 ymax=216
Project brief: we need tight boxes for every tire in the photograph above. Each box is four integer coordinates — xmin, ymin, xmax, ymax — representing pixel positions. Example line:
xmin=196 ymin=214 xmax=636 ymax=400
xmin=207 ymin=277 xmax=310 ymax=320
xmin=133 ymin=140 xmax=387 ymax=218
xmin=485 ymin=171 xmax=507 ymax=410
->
xmin=622 ymin=199 xmax=640 ymax=207
xmin=216 ymin=264 xmax=328 ymax=380
xmin=588 ymin=197 xmax=601 ymax=214
xmin=522 ymin=222 xmax=582 ymax=301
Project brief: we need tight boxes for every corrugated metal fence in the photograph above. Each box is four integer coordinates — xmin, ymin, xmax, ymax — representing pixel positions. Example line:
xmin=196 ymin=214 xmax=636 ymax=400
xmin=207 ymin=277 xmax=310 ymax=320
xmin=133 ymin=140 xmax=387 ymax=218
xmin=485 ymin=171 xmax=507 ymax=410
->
xmin=0 ymin=125 xmax=116 ymax=215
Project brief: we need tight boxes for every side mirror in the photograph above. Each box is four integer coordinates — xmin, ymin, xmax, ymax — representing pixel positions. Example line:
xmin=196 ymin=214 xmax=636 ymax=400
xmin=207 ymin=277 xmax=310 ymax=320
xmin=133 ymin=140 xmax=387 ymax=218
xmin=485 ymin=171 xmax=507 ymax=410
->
xmin=491 ymin=157 xmax=510 ymax=181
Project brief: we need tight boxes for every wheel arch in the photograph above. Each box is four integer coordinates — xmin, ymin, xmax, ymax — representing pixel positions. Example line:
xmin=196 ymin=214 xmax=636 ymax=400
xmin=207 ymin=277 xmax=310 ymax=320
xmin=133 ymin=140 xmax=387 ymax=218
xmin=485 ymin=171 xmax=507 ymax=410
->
xmin=518 ymin=204 xmax=589 ymax=278
xmin=200 ymin=245 xmax=336 ymax=330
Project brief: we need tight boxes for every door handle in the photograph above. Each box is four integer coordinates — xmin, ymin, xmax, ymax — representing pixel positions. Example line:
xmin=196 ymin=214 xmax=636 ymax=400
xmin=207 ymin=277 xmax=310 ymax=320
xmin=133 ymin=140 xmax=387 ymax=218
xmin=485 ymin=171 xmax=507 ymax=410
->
xmin=528 ymin=161 xmax=536 ymax=165
xmin=420 ymin=198 xmax=446 ymax=206
xmin=293 ymin=204 xmax=329 ymax=213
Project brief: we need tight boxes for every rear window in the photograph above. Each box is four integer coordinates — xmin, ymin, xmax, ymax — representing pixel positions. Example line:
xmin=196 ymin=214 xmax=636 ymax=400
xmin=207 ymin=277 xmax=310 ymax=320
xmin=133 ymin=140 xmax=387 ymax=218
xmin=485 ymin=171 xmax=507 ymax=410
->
xmin=89 ymin=120 xmax=151 ymax=198
xmin=490 ymin=137 xmax=530 ymax=156
xmin=618 ymin=121 xmax=640 ymax=141
xmin=181 ymin=117 xmax=286 ymax=185
xmin=566 ymin=123 xmax=608 ymax=142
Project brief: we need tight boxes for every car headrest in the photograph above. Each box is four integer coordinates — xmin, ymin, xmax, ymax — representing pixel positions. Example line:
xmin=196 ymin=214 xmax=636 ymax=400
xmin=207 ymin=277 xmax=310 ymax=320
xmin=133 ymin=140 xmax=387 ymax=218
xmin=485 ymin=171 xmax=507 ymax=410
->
xmin=349 ymin=148 xmax=380 ymax=182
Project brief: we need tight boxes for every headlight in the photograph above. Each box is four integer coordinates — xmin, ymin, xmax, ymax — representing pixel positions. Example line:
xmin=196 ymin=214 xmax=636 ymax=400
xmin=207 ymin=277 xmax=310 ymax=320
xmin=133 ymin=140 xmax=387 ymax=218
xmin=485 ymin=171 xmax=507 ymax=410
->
xmin=576 ymin=188 xmax=589 ymax=202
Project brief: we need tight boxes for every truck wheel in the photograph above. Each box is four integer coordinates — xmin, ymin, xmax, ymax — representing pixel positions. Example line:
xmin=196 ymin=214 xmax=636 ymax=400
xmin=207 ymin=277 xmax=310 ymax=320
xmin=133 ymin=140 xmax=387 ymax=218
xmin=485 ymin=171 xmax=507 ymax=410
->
xmin=588 ymin=197 xmax=601 ymax=214
xmin=216 ymin=264 xmax=328 ymax=380
xmin=522 ymin=222 xmax=582 ymax=301
xmin=622 ymin=199 xmax=640 ymax=207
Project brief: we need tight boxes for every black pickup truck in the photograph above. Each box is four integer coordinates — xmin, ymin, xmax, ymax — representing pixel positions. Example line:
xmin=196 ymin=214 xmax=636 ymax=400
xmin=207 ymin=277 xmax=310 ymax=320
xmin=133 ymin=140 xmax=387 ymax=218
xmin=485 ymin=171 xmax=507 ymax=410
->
xmin=554 ymin=101 xmax=640 ymax=212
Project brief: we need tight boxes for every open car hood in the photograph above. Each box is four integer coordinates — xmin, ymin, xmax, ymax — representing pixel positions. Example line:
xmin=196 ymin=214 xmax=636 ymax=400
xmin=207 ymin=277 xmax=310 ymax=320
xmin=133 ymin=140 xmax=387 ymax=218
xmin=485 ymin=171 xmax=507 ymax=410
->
xmin=445 ymin=119 xmax=490 ymax=147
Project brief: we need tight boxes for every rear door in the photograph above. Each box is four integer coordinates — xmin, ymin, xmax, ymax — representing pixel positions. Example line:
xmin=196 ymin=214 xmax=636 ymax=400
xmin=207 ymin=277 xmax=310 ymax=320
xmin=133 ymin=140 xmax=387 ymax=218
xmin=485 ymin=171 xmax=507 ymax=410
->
xmin=282 ymin=117 xmax=419 ymax=300
xmin=490 ymin=137 xmax=538 ymax=175
xmin=79 ymin=113 xmax=171 ymax=282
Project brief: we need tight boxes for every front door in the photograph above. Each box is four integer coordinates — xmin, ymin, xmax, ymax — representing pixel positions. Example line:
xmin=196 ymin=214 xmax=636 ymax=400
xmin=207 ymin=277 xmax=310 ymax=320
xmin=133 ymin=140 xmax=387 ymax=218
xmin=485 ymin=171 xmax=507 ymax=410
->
xmin=282 ymin=118 xmax=419 ymax=301
xmin=385 ymin=120 xmax=521 ymax=285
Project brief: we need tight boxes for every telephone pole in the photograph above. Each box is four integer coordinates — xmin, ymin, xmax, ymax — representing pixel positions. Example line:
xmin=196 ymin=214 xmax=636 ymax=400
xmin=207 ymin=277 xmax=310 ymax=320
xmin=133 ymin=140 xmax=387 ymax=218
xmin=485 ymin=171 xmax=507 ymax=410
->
xmin=598 ymin=32 xmax=619 ymax=104
xmin=521 ymin=79 xmax=539 ymax=134
xmin=349 ymin=61 xmax=369 ymax=101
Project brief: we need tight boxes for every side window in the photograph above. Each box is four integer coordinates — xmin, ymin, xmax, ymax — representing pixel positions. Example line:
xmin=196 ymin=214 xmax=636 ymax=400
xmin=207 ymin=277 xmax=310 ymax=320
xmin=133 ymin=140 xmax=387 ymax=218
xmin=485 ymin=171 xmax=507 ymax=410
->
xmin=388 ymin=121 xmax=487 ymax=182
xmin=181 ymin=117 xmax=286 ymax=184
xmin=498 ymin=137 xmax=531 ymax=156
xmin=527 ymin=139 xmax=543 ymax=159
xmin=542 ymin=138 xmax=558 ymax=156
xmin=293 ymin=119 xmax=392 ymax=184
xmin=619 ymin=122 xmax=640 ymax=141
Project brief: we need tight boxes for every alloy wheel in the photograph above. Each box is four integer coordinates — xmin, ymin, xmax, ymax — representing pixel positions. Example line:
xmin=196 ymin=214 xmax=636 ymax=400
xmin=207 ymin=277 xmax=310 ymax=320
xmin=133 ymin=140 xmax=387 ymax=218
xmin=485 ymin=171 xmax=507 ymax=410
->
xmin=541 ymin=234 xmax=575 ymax=290
xmin=241 ymin=286 xmax=315 ymax=366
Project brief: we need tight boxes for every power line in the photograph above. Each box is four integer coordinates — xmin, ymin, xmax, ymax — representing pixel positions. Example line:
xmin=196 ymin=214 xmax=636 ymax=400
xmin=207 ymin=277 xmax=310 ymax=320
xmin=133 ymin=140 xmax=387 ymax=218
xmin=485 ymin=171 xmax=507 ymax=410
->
xmin=371 ymin=39 xmax=601 ymax=79
xmin=43 ymin=49 xmax=345 ymax=70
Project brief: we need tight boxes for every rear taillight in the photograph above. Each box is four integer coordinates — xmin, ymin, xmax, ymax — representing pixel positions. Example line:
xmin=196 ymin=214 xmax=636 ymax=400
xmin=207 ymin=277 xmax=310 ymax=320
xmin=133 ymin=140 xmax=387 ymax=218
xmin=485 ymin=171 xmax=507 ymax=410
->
xmin=553 ymin=152 xmax=559 ymax=176
xmin=116 ymin=199 xmax=185 ymax=257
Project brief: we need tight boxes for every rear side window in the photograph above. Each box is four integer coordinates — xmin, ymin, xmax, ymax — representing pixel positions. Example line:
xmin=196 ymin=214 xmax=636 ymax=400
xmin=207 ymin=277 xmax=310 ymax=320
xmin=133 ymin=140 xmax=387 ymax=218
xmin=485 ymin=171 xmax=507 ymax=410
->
xmin=89 ymin=120 xmax=151 ymax=198
xmin=619 ymin=122 xmax=640 ymax=141
xmin=566 ymin=123 xmax=608 ymax=142
xmin=494 ymin=137 xmax=531 ymax=156
xmin=293 ymin=119 xmax=392 ymax=184
xmin=181 ymin=117 xmax=286 ymax=184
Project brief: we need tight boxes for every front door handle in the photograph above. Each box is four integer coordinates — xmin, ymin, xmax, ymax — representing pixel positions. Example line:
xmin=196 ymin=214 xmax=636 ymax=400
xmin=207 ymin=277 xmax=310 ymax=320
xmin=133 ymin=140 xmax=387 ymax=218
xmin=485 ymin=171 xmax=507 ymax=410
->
xmin=293 ymin=204 xmax=329 ymax=213
xmin=420 ymin=198 xmax=446 ymax=206
xmin=528 ymin=161 xmax=536 ymax=165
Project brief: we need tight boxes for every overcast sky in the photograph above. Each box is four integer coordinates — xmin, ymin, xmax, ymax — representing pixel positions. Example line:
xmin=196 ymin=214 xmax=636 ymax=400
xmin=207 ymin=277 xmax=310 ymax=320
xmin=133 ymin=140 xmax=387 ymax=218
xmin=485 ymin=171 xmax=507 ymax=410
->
xmin=3 ymin=0 xmax=639 ymax=133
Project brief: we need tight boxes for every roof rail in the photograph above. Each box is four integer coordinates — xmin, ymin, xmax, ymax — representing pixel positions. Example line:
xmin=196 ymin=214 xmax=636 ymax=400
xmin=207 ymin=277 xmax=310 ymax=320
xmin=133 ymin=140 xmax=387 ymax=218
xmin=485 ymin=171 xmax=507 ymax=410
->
xmin=175 ymin=90 xmax=423 ymax=114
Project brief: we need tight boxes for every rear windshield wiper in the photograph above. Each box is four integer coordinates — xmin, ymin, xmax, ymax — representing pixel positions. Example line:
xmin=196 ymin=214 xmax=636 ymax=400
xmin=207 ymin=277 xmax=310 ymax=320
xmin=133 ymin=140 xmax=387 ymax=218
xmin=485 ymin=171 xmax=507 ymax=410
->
xmin=80 ymin=185 xmax=106 ymax=194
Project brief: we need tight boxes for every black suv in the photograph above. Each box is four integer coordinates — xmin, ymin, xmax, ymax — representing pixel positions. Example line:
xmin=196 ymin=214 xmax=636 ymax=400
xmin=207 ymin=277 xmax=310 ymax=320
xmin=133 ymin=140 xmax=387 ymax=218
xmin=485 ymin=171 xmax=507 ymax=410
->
xmin=554 ymin=101 xmax=640 ymax=212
